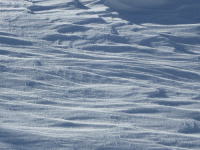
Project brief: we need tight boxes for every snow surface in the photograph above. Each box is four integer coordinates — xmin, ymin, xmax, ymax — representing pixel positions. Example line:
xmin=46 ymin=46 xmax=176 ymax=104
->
xmin=0 ymin=0 xmax=200 ymax=149
xmin=105 ymin=0 xmax=200 ymax=11
xmin=105 ymin=0 xmax=169 ymax=11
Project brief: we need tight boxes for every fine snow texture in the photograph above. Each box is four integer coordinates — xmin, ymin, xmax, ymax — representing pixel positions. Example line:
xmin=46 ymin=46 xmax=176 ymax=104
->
xmin=1 ymin=0 xmax=200 ymax=150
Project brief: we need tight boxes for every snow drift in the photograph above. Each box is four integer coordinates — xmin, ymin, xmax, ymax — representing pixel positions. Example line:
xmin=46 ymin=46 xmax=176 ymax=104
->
xmin=105 ymin=0 xmax=200 ymax=12
xmin=105 ymin=0 xmax=200 ymax=24
xmin=105 ymin=0 xmax=168 ymax=11
xmin=1 ymin=0 xmax=200 ymax=150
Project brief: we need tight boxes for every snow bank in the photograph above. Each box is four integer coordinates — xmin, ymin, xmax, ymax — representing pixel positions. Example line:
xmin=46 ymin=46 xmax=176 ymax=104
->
xmin=105 ymin=0 xmax=200 ymax=12
xmin=105 ymin=0 xmax=168 ymax=11
xmin=105 ymin=0 xmax=200 ymax=24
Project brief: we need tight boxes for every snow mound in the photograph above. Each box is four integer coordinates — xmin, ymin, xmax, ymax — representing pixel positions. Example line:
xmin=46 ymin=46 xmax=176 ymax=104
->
xmin=105 ymin=0 xmax=200 ymax=24
xmin=105 ymin=0 xmax=168 ymax=11
xmin=105 ymin=0 xmax=200 ymax=12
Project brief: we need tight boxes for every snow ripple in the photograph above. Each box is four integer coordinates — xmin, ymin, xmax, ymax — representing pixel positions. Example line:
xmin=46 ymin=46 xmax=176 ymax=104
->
xmin=0 ymin=0 xmax=200 ymax=149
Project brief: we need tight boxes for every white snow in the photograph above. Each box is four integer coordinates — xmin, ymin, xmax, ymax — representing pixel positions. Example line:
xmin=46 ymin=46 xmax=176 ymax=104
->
xmin=0 ymin=0 xmax=200 ymax=149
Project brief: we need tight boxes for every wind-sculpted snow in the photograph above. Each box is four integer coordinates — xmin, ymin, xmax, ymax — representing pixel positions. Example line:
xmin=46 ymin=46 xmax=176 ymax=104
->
xmin=105 ymin=0 xmax=200 ymax=24
xmin=0 ymin=0 xmax=200 ymax=149
xmin=105 ymin=0 xmax=200 ymax=11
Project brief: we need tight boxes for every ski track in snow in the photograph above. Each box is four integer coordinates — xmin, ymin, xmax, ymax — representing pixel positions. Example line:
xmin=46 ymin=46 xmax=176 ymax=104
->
xmin=0 ymin=0 xmax=200 ymax=149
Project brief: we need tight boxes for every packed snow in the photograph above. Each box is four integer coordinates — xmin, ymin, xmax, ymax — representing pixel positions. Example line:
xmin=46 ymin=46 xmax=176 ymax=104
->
xmin=105 ymin=0 xmax=169 ymax=11
xmin=105 ymin=0 xmax=200 ymax=11
xmin=0 ymin=0 xmax=200 ymax=150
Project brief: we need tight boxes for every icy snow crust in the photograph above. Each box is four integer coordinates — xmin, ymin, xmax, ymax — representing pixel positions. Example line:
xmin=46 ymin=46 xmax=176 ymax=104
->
xmin=0 ymin=0 xmax=200 ymax=149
